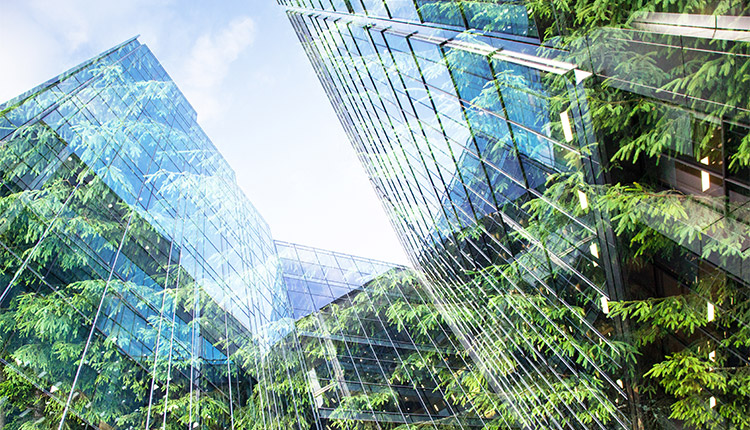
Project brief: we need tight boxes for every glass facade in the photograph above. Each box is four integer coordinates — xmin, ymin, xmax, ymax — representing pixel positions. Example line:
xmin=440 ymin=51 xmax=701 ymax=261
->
xmin=2 ymin=3 xmax=749 ymax=429
xmin=276 ymin=241 xmax=394 ymax=319
xmin=282 ymin=1 xmax=750 ymax=429
xmin=274 ymin=241 xmax=497 ymax=429
xmin=0 ymin=38 xmax=291 ymax=429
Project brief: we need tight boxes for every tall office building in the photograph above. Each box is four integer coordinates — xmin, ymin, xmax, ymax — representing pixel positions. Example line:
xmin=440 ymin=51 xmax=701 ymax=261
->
xmin=281 ymin=1 xmax=750 ymax=429
xmin=0 ymin=37 xmax=293 ymax=428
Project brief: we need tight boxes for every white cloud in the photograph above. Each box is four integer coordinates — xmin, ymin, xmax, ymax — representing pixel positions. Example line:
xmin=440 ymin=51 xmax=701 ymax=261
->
xmin=0 ymin=0 xmax=181 ymax=102
xmin=179 ymin=16 xmax=256 ymax=122
xmin=0 ymin=7 xmax=69 ymax=102
xmin=23 ymin=0 xmax=173 ymax=51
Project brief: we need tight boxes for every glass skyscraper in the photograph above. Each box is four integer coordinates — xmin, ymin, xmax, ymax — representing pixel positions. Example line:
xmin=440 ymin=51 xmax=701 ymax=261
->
xmin=281 ymin=1 xmax=750 ymax=429
xmin=0 ymin=37 xmax=292 ymax=429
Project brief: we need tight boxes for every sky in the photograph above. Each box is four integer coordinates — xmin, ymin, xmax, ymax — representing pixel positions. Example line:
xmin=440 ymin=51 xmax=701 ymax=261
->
xmin=0 ymin=0 xmax=410 ymax=265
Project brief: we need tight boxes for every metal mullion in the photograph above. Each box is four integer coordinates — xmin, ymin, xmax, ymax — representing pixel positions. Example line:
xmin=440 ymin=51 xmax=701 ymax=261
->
xmin=425 ymin=267 xmax=574 ymax=430
xmin=398 ymin=67 xmax=485 ymax=228
xmin=443 ymin=46 xmax=528 ymax=237
xmin=461 ymin=227 xmax=625 ymax=366
xmin=371 ymin=279 xmax=492 ymax=429
xmin=409 ymin=43 xmax=508 ymax=216
xmin=365 ymin=28 xmax=462 ymax=237
xmin=160 ymin=184 xmax=189 ymax=429
xmin=350 ymin=287 xmax=439 ymax=429
xmin=414 ymin=256 xmax=559 ymax=430
xmin=321 ymin=306 xmax=387 ymax=428
xmin=467 ymin=262 xmax=627 ymax=428
xmin=58 ymin=187 xmax=139 ymax=428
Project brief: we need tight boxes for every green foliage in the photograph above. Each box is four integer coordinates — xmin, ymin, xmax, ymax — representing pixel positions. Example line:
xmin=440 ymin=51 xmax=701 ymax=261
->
xmin=420 ymin=2 xmax=750 ymax=426
xmin=607 ymin=268 xmax=750 ymax=428
xmin=0 ymin=53 xmax=264 ymax=430
xmin=281 ymin=269 xmax=511 ymax=429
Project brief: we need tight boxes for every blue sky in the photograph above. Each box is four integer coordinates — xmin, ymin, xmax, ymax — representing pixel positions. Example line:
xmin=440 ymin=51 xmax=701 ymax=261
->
xmin=0 ymin=0 xmax=409 ymax=265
